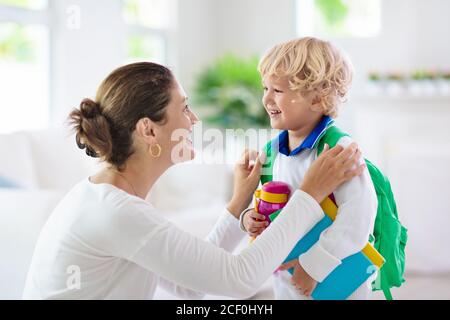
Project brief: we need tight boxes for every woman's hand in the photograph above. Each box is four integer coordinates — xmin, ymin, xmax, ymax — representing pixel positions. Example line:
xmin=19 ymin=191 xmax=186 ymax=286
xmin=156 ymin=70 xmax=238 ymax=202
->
xmin=300 ymin=143 xmax=365 ymax=204
xmin=227 ymin=150 xmax=265 ymax=218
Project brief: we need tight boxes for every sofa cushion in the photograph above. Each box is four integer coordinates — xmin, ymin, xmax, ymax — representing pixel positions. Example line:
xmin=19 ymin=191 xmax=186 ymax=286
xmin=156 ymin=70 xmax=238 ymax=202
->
xmin=27 ymin=128 xmax=103 ymax=191
xmin=0 ymin=189 xmax=64 ymax=299
xmin=0 ymin=176 xmax=21 ymax=189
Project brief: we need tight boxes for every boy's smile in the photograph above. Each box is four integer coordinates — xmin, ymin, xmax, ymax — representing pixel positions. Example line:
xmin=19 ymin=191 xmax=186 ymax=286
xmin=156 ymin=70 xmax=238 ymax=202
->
xmin=268 ymin=108 xmax=282 ymax=118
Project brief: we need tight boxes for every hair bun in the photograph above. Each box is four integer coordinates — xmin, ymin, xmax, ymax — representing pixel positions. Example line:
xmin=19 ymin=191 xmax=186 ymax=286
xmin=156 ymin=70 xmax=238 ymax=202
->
xmin=75 ymin=135 xmax=100 ymax=158
xmin=80 ymin=98 xmax=102 ymax=119
xmin=72 ymin=98 xmax=103 ymax=158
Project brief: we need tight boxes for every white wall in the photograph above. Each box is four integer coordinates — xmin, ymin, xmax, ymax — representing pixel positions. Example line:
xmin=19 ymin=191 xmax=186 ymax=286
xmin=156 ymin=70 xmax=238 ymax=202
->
xmin=214 ymin=0 xmax=297 ymax=57
xmin=174 ymin=0 xmax=216 ymax=92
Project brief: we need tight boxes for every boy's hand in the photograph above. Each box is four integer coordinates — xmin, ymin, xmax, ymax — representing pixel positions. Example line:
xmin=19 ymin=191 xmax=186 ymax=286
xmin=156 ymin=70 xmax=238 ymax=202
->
xmin=243 ymin=210 xmax=269 ymax=237
xmin=279 ymin=260 xmax=318 ymax=297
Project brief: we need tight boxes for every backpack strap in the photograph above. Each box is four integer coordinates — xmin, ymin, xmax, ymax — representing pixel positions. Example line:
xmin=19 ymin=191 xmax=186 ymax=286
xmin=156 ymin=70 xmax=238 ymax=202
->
xmin=317 ymin=125 xmax=350 ymax=156
xmin=261 ymin=125 xmax=348 ymax=184
xmin=383 ymin=288 xmax=393 ymax=301
xmin=261 ymin=140 xmax=279 ymax=185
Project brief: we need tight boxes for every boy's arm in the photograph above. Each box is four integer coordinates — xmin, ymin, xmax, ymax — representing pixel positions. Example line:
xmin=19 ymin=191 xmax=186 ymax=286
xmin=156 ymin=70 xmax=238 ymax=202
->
xmin=297 ymin=136 xmax=378 ymax=283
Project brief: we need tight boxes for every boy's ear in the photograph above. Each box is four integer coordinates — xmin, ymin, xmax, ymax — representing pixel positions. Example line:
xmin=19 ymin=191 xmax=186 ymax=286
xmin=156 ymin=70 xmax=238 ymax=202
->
xmin=310 ymin=95 xmax=323 ymax=112
xmin=312 ymin=95 xmax=321 ymax=105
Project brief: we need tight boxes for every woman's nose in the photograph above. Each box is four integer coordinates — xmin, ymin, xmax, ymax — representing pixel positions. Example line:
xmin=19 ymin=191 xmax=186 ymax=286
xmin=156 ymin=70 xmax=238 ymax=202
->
xmin=190 ymin=110 xmax=199 ymax=125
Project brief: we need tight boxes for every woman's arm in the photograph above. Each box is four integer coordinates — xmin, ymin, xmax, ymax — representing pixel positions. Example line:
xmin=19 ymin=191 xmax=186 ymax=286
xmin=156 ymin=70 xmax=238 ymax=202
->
xmin=157 ymin=208 xmax=246 ymax=300
xmin=128 ymin=189 xmax=324 ymax=299
xmin=123 ymin=144 xmax=365 ymax=299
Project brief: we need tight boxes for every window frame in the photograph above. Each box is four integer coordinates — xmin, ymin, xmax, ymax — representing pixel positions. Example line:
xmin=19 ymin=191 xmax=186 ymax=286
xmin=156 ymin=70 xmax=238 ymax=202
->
xmin=0 ymin=1 xmax=49 ymax=25
xmin=122 ymin=0 xmax=175 ymax=65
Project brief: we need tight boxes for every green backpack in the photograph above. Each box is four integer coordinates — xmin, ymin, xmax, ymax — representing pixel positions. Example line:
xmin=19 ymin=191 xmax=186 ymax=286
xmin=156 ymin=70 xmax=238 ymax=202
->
xmin=261 ymin=126 xmax=408 ymax=300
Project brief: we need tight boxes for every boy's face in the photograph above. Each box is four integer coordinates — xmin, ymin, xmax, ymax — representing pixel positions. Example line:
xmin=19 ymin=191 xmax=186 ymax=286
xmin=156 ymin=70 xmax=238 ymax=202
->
xmin=262 ymin=75 xmax=322 ymax=131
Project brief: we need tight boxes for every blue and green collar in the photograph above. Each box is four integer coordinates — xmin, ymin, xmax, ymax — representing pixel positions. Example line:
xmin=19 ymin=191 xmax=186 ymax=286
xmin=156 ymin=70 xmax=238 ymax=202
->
xmin=277 ymin=116 xmax=335 ymax=157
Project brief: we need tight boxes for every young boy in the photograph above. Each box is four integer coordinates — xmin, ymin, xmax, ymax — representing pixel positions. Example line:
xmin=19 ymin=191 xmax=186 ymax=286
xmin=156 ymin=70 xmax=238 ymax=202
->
xmin=242 ymin=37 xmax=378 ymax=300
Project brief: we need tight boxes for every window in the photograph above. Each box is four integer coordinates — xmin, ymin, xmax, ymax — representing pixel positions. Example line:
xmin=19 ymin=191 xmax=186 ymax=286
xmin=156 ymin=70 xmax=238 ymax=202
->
xmin=0 ymin=0 xmax=46 ymax=10
xmin=0 ymin=0 xmax=49 ymax=133
xmin=296 ymin=0 xmax=381 ymax=38
xmin=123 ymin=0 xmax=174 ymax=64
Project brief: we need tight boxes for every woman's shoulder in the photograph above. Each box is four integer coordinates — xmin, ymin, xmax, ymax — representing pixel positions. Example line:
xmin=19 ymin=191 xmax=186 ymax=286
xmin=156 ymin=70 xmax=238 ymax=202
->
xmin=86 ymin=179 xmax=169 ymax=225
xmin=53 ymin=178 xmax=172 ymax=259
xmin=65 ymin=178 xmax=171 ymax=239
xmin=62 ymin=178 xmax=159 ymax=221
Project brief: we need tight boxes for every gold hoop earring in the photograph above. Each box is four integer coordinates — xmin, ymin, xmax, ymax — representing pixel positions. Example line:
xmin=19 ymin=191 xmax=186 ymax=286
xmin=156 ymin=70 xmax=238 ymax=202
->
xmin=149 ymin=144 xmax=162 ymax=158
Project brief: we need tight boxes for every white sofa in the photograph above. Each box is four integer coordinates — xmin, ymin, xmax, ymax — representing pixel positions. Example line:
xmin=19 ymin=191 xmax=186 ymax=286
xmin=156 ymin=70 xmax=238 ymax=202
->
xmin=0 ymin=129 xmax=99 ymax=299
xmin=0 ymin=128 xmax=274 ymax=300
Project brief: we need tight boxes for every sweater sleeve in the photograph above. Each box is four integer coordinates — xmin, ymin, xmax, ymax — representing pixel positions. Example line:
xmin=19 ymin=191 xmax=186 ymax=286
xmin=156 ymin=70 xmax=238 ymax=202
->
xmin=157 ymin=209 xmax=247 ymax=299
xmin=298 ymin=136 xmax=378 ymax=283
xmin=114 ymin=190 xmax=324 ymax=299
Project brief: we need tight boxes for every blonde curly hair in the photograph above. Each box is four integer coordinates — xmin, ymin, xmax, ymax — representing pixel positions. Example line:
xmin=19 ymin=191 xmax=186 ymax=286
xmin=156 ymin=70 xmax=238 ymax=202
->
xmin=258 ymin=37 xmax=353 ymax=118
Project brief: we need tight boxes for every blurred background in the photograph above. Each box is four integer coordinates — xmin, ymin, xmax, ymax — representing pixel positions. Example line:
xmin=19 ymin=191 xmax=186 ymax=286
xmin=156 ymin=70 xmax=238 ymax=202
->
xmin=1 ymin=0 xmax=449 ymax=300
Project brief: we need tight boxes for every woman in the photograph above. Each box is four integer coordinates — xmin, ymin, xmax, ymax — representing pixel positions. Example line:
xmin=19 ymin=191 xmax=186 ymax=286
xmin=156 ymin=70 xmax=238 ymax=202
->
xmin=22 ymin=62 xmax=364 ymax=300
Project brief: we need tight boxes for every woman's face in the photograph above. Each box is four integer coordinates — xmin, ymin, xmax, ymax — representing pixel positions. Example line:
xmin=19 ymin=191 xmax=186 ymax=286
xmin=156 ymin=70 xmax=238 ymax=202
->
xmin=158 ymin=79 xmax=199 ymax=164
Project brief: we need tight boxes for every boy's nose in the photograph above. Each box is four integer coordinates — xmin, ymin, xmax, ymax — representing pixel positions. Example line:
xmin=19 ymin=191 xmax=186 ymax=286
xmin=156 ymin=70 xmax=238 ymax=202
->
xmin=262 ymin=91 xmax=274 ymax=106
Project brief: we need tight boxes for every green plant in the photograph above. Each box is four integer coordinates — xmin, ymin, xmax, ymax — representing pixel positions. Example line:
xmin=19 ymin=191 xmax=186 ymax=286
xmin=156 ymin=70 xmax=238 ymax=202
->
xmin=0 ymin=0 xmax=35 ymax=7
xmin=315 ymin=0 xmax=349 ymax=27
xmin=0 ymin=23 xmax=35 ymax=62
xmin=411 ymin=70 xmax=427 ymax=81
xmin=423 ymin=70 xmax=438 ymax=80
xmin=368 ymin=72 xmax=382 ymax=81
xmin=387 ymin=72 xmax=405 ymax=81
xmin=128 ymin=35 xmax=157 ymax=60
xmin=193 ymin=54 xmax=269 ymax=128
